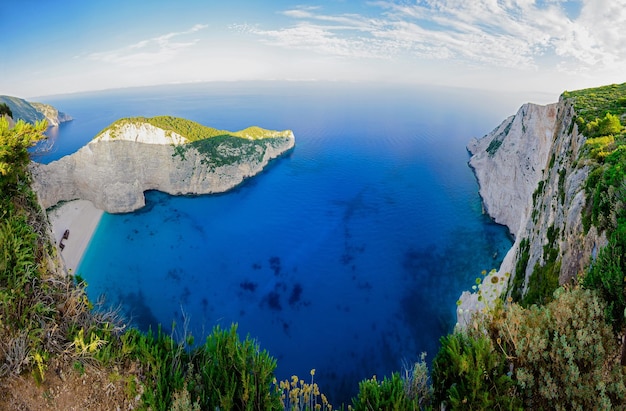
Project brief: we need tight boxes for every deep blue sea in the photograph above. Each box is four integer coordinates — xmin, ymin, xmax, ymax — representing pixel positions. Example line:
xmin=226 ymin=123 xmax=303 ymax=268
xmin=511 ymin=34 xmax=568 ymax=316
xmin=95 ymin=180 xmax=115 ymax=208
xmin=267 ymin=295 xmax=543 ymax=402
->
xmin=34 ymin=81 xmax=524 ymax=404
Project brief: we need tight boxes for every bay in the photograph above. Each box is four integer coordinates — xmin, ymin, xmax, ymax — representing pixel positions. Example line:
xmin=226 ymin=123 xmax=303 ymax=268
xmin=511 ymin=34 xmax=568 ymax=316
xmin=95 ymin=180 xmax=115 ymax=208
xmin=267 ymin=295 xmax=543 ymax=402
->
xmin=36 ymin=81 xmax=518 ymax=403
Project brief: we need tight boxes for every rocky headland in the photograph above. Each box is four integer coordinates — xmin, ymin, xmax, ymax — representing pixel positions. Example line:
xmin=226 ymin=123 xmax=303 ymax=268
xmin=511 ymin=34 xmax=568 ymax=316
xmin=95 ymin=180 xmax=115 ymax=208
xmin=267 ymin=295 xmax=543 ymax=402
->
xmin=30 ymin=117 xmax=295 ymax=213
xmin=0 ymin=95 xmax=72 ymax=127
xmin=458 ymin=96 xmax=606 ymax=326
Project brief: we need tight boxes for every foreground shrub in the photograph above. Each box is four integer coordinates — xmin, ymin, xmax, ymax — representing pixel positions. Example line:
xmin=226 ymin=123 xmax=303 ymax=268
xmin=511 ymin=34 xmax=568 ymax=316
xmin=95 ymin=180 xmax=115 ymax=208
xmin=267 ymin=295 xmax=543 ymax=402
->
xmin=493 ymin=288 xmax=626 ymax=410
xmin=98 ymin=323 xmax=281 ymax=410
xmin=352 ymin=372 xmax=419 ymax=411
xmin=431 ymin=332 xmax=520 ymax=410
xmin=188 ymin=324 xmax=281 ymax=410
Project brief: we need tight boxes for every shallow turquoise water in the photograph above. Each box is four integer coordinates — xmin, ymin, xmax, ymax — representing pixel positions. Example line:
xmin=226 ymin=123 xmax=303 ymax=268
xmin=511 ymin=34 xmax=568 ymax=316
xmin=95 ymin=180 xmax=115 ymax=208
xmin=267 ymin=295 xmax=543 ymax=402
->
xmin=37 ymin=82 xmax=516 ymax=403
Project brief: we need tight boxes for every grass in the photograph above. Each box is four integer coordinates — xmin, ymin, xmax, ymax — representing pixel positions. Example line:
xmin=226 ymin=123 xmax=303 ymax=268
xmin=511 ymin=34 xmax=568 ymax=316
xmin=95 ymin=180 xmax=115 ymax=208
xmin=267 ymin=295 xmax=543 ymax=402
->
xmin=96 ymin=116 xmax=292 ymax=142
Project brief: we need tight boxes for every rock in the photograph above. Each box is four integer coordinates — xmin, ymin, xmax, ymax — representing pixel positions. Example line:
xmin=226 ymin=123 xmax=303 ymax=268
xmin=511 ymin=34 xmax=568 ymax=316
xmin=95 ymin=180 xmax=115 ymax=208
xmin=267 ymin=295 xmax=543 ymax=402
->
xmin=30 ymin=102 xmax=73 ymax=127
xmin=0 ymin=95 xmax=72 ymax=127
xmin=30 ymin=120 xmax=295 ymax=213
xmin=457 ymin=97 xmax=606 ymax=328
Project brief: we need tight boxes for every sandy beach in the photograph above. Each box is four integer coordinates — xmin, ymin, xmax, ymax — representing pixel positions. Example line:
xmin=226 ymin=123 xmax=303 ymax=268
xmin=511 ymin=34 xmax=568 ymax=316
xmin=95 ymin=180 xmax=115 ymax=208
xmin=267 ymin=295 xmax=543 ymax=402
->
xmin=48 ymin=200 xmax=104 ymax=274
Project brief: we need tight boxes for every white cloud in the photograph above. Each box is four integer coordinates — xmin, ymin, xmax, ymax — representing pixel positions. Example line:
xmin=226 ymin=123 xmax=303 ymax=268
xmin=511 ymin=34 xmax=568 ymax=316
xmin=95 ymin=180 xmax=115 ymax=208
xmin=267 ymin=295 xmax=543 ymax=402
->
xmin=87 ymin=24 xmax=208 ymax=67
xmin=240 ymin=0 xmax=626 ymax=77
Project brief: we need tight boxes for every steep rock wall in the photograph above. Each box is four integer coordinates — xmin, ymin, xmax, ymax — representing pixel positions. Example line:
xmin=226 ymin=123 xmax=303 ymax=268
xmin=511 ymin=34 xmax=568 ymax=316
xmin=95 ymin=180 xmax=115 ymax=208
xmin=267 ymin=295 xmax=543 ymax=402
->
xmin=30 ymin=102 xmax=73 ymax=127
xmin=30 ymin=123 xmax=294 ymax=213
xmin=457 ymin=98 xmax=605 ymax=327
xmin=0 ymin=96 xmax=72 ymax=126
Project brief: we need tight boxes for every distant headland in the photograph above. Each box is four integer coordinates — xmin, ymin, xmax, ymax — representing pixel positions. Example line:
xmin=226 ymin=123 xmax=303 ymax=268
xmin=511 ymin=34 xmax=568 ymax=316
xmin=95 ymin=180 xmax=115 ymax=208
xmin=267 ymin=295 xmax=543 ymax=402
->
xmin=30 ymin=116 xmax=295 ymax=213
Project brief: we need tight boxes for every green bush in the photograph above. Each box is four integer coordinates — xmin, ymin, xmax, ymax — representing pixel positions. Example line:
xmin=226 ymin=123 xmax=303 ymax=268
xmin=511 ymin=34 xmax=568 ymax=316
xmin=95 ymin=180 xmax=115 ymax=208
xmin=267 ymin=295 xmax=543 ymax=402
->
xmin=94 ymin=323 xmax=280 ymax=410
xmin=188 ymin=324 xmax=281 ymax=410
xmin=352 ymin=372 xmax=421 ymax=411
xmin=486 ymin=138 xmax=503 ymax=156
xmin=431 ymin=333 xmax=520 ymax=410
xmin=0 ymin=117 xmax=47 ymax=193
xmin=351 ymin=354 xmax=431 ymax=410
xmin=0 ymin=103 xmax=12 ymax=119
xmin=585 ymin=113 xmax=622 ymax=138
xmin=583 ymin=218 xmax=626 ymax=330
xmin=493 ymin=288 xmax=626 ymax=410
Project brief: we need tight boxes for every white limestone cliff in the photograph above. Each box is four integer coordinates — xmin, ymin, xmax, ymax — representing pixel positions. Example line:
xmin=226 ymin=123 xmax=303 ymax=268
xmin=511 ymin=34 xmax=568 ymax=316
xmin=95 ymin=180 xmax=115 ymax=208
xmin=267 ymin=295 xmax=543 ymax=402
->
xmin=457 ymin=98 xmax=606 ymax=328
xmin=30 ymin=122 xmax=295 ymax=214
xmin=30 ymin=102 xmax=73 ymax=127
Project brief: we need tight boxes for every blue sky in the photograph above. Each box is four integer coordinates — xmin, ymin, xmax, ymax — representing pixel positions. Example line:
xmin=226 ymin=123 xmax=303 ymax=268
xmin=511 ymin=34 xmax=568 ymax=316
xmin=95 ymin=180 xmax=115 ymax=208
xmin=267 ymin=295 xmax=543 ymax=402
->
xmin=2 ymin=0 xmax=625 ymax=98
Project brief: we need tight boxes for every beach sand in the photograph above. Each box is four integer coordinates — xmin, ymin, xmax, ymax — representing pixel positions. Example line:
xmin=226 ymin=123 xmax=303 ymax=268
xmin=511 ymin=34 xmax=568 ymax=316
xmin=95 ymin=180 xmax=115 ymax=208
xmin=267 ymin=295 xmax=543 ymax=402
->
xmin=48 ymin=200 xmax=104 ymax=274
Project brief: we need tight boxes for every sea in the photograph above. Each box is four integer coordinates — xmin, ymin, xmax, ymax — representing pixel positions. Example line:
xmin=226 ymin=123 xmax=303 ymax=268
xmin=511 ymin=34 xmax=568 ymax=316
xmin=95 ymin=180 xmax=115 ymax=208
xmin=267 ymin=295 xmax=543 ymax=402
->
xmin=32 ymin=81 xmax=534 ymax=404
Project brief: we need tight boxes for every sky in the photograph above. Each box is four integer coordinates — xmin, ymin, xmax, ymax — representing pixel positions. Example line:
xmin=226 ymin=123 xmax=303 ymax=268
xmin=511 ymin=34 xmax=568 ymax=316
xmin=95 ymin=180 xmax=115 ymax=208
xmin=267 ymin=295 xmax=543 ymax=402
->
xmin=2 ymin=0 xmax=626 ymax=99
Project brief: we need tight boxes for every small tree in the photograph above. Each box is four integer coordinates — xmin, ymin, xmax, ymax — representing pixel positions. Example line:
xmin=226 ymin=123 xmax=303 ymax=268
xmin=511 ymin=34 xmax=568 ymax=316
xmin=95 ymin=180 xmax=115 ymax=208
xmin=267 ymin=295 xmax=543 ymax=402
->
xmin=0 ymin=117 xmax=47 ymax=193
xmin=0 ymin=103 xmax=12 ymax=119
xmin=431 ymin=332 xmax=521 ymax=410
xmin=586 ymin=112 xmax=622 ymax=137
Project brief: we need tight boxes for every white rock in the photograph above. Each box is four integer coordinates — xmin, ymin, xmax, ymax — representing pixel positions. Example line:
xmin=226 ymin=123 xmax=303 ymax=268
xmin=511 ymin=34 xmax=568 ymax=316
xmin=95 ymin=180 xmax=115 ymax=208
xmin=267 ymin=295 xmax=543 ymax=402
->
xmin=30 ymin=123 xmax=295 ymax=214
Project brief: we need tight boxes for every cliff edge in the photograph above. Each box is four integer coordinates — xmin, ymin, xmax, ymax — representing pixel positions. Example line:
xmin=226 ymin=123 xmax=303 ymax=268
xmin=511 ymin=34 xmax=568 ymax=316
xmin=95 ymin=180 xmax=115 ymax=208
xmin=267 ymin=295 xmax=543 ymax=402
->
xmin=458 ymin=97 xmax=606 ymax=326
xmin=30 ymin=117 xmax=295 ymax=213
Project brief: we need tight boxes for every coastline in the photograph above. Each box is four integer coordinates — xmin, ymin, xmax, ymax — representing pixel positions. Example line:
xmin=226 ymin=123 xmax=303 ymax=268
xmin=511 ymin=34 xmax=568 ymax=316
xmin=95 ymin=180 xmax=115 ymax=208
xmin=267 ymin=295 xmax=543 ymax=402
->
xmin=48 ymin=200 xmax=104 ymax=274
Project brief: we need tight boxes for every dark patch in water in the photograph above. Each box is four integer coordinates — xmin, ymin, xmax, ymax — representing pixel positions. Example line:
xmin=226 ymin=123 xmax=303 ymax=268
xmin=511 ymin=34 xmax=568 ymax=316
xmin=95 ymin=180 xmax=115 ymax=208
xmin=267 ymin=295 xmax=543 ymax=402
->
xmin=288 ymin=283 xmax=302 ymax=306
xmin=167 ymin=268 xmax=182 ymax=282
xmin=263 ymin=291 xmax=282 ymax=311
xmin=282 ymin=320 xmax=290 ymax=336
xmin=240 ymin=281 xmax=258 ymax=292
xmin=180 ymin=287 xmax=191 ymax=305
xmin=341 ymin=252 xmax=354 ymax=265
xmin=269 ymin=256 xmax=281 ymax=276
xmin=402 ymin=245 xmax=437 ymax=278
xmin=340 ymin=226 xmax=366 ymax=266
xmin=357 ymin=281 xmax=372 ymax=290
xmin=252 ymin=262 xmax=262 ymax=270
xmin=121 ymin=291 xmax=160 ymax=333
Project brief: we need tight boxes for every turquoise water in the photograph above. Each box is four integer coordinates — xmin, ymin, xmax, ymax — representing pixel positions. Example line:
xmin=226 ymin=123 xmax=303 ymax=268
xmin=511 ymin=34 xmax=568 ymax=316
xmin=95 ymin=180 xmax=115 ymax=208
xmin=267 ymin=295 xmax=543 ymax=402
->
xmin=37 ymin=82 xmax=516 ymax=403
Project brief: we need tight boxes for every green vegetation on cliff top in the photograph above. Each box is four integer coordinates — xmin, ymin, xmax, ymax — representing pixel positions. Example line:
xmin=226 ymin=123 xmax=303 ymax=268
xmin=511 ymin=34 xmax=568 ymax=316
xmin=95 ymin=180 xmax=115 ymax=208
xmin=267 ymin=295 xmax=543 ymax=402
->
xmin=96 ymin=115 xmax=292 ymax=142
xmin=563 ymin=82 xmax=626 ymax=122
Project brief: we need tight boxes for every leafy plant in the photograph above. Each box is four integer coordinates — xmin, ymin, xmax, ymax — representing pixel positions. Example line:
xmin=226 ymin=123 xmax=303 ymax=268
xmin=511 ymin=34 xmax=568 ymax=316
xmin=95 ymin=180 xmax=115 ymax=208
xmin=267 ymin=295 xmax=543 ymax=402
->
xmin=0 ymin=103 xmax=12 ymax=119
xmin=493 ymin=288 xmax=626 ymax=410
xmin=189 ymin=324 xmax=281 ymax=410
xmin=0 ymin=117 xmax=47 ymax=193
xmin=431 ymin=333 xmax=520 ymax=410
xmin=583 ymin=217 xmax=626 ymax=330
xmin=352 ymin=373 xmax=420 ymax=411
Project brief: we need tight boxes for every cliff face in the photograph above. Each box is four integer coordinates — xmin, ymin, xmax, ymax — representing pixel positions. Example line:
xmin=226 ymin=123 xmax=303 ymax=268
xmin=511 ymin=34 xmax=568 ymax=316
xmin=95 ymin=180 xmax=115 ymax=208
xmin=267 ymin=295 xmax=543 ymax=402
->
xmin=458 ymin=98 xmax=605 ymax=326
xmin=30 ymin=122 xmax=295 ymax=213
xmin=0 ymin=96 xmax=72 ymax=127
xmin=30 ymin=102 xmax=73 ymax=127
